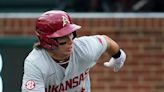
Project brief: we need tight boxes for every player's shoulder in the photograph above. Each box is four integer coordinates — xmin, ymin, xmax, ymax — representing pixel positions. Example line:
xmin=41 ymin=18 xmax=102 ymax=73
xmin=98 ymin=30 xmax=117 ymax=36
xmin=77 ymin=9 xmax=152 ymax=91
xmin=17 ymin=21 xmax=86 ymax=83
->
xmin=74 ymin=35 xmax=94 ymax=43
xmin=25 ymin=48 xmax=51 ymax=66
xmin=74 ymin=36 xmax=89 ymax=41
xmin=73 ymin=35 xmax=105 ymax=45
xmin=73 ymin=36 xmax=91 ymax=48
xmin=24 ymin=48 xmax=54 ymax=76
xmin=72 ymin=35 xmax=100 ymax=55
xmin=25 ymin=48 xmax=48 ymax=66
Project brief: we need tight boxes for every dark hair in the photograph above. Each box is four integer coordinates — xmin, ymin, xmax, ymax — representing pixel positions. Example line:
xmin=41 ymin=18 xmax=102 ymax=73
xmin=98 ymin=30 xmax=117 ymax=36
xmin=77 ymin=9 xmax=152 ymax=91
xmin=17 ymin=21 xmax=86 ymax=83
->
xmin=33 ymin=42 xmax=43 ymax=49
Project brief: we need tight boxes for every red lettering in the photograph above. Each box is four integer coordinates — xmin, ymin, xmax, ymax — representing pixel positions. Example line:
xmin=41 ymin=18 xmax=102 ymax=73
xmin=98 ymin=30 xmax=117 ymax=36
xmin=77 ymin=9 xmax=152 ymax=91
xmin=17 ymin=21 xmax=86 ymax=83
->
xmin=46 ymin=85 xmax=51 ymax=92
xmin=52 ymin=85 xmax=59 ymax=92
xmin=59 ymin=83 xmax=64 ymax=92
xmin=72 ymin=76 xmax=79 ymax=88
xmin=80 ymin=88 xmax=85 ymax=92
xmin=85 ymin=69 xmax=89 ymax=76
xmin=45 ymin=88 xmax=47 ymax=92
xmin=46 ymin=69 xmax=90 ymax=92
xmin=65 ymin=79 xmax=72 ymax=90
xmin=79 ymin=73 xmax=84 ymax=85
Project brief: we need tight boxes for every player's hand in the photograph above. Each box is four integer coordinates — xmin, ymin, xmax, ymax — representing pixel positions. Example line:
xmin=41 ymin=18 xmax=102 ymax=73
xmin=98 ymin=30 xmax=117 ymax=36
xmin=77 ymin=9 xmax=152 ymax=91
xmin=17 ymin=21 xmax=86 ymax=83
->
xmin=104 ymin=49 xmax=126 ymax=72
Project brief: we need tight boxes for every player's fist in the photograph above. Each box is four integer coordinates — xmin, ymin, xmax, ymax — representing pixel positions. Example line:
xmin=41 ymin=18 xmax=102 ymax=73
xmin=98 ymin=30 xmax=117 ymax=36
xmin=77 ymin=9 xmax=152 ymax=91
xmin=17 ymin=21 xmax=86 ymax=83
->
xmin=104 ymin=49 xmax=126 ymax=72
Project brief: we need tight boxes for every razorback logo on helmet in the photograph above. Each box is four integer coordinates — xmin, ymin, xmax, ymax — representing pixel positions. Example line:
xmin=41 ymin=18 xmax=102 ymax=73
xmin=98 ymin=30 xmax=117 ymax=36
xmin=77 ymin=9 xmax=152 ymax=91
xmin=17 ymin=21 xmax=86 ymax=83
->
xmin=62 ymin=16 xmax=70 ymax=27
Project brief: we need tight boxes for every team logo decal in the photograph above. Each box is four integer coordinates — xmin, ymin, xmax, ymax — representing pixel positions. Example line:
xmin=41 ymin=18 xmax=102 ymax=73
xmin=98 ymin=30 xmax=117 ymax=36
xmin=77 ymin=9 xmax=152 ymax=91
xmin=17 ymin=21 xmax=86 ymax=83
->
xmin=25 ymin=80 xmax=35 ymax=90
xmin=62 ymin=16 xmax=70 ymax=26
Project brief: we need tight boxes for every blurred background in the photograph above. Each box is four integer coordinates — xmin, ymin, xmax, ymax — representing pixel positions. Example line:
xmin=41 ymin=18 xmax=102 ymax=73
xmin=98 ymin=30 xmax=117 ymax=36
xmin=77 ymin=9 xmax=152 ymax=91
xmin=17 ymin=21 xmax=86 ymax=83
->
xmin=0 ymin=0 xmax=164 ymax=92
xmin=0 ymin=0 xmax=164 ymax=12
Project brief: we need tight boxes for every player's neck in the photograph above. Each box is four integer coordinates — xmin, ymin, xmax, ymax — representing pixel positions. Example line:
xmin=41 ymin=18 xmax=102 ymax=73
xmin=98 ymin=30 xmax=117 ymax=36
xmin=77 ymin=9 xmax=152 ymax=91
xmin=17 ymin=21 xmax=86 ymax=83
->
xmin=47 ymin=51 xmax=69 ymax=63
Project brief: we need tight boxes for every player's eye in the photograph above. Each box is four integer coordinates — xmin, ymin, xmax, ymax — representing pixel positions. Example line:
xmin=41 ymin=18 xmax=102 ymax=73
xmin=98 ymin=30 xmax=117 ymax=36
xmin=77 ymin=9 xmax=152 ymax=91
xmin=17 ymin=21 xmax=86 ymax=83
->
xmin=58 ymin=42 xmax=67 ymax=45
xmin=51 ymin=33 xmax=73 ymax=45
xmin=51 ymin=38 xmax=67 ymax=45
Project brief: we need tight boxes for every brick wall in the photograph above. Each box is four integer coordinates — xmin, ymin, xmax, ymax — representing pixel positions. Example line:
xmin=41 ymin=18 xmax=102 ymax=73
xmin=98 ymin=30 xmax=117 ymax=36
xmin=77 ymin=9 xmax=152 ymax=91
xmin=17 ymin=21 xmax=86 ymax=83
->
xmin=0 ymin=17 xmax=164 ymax=92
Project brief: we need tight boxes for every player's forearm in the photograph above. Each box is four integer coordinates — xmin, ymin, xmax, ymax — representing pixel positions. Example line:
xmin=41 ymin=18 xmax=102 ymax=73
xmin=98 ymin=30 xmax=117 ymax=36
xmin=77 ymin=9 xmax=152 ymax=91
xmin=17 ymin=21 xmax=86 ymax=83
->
xmin=103 ymin=35 xmax=126 ymax=72
xmin=103 ymin=35 xmax=120 ymax=56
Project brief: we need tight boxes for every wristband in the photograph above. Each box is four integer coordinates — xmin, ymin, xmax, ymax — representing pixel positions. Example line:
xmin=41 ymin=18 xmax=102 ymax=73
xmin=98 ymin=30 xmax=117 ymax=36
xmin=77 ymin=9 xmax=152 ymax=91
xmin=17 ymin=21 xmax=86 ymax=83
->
xmin=112 ymin=49 xmax=121 ymax=59
xmin=104 ymin=49 xmax=126 ymax=72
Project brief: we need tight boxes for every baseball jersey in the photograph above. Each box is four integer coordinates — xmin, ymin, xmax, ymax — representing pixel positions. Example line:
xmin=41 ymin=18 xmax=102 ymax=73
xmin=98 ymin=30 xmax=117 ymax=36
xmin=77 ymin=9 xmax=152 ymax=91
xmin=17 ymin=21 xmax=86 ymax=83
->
xmin=21 ymin=35 xmax=107 ymax=92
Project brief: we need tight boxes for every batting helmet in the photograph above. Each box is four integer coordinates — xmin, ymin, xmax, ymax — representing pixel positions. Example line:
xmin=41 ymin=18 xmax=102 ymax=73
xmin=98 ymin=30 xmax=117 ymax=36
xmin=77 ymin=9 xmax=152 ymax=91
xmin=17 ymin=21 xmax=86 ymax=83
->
xmin=35 ymin=10 xmax=81 ymax=50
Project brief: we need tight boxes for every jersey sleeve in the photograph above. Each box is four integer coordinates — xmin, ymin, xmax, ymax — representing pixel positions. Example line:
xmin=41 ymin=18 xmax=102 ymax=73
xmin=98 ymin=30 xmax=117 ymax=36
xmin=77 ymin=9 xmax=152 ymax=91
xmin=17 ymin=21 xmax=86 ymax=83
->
xmin=74 ymin=35 xmax=107 ymax=66
xmin=87 ymin=35 xmax=107 ymax=61
xmin=21 ymin=60 xmax=45 ymax=92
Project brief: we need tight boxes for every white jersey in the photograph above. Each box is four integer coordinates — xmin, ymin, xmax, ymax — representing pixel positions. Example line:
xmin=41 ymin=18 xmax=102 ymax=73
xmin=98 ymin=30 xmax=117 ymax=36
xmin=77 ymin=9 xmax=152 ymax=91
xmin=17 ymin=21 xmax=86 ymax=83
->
xmin=21 ymin=35 xmax=107 ymax=92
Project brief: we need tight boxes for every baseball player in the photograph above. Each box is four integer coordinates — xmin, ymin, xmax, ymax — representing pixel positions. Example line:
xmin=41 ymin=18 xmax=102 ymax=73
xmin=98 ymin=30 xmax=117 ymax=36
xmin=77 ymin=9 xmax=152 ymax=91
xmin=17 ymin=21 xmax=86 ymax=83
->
xmin=21 ymin=10 xmax=126 ymax=92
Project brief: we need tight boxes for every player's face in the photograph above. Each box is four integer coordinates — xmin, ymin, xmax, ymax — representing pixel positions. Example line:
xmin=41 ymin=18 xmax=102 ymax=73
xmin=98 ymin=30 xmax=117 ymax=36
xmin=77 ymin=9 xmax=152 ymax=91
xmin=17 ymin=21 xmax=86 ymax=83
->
xmin=56 ymin=33 xmax=74 ymax=56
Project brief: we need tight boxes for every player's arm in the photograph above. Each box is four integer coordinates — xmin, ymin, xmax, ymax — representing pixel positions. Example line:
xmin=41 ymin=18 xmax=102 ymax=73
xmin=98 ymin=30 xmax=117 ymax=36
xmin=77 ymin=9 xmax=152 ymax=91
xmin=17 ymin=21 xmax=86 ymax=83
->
xmin=103 ymin=35 xmax=126 ymax=72
xmin=22 ymin=61 xmax=45 ymax=92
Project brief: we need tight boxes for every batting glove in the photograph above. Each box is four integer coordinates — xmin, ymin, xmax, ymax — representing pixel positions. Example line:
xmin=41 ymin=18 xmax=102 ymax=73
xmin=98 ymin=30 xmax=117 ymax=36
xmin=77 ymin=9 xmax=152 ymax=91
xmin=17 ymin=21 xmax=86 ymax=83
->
xmin=104 ymin=49 xmax=126 ymax=72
